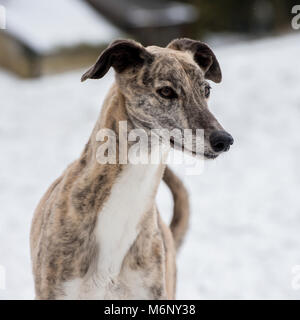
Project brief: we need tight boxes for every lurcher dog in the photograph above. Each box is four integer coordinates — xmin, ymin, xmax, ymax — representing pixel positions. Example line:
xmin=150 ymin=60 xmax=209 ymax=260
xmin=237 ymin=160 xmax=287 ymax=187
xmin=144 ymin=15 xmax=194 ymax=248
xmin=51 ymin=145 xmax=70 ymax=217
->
xmin=30 ymin=38 xmax=233 ymax=299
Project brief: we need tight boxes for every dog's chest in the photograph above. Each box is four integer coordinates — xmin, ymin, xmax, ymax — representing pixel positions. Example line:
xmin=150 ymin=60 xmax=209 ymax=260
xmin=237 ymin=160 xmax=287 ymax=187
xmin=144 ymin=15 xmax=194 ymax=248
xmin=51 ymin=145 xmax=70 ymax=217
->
xmin=60 ymin=163 xmax=165 ymax=299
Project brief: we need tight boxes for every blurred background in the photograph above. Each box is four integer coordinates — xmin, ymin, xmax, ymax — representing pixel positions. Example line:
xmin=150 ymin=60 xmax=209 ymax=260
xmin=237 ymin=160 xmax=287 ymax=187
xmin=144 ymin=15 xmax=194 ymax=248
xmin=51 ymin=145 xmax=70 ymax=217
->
xmin=0 ymin=0 xmax=299 ymax=299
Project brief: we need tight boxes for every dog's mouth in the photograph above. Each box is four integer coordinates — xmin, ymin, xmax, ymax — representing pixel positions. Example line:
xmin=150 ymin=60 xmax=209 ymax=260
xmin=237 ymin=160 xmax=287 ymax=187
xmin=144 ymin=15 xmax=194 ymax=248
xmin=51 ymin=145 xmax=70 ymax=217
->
xmin=169 ymin=137 xmax=219 ymax=159
xmin=169 ymin=137 xmax=183 ymax=151
xmin=203 ymin=152 xmax=218 ymax=159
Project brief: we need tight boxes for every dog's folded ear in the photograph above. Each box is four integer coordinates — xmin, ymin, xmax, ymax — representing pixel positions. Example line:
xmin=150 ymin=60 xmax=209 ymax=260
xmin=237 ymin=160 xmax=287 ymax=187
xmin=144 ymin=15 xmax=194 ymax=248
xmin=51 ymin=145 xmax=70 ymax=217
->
xmin=81 ymin=39 xmax=153 ymax=82
xmin=167 ymin=38 xmax=222 ymax=83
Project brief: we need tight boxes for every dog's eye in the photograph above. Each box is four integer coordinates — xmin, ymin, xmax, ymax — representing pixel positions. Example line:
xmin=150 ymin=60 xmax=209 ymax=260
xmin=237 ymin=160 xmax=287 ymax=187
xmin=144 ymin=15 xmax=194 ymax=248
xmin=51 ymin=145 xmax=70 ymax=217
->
xmin=157 ymin=86 xmax=177 ymax=99
xmin=204 ymin=85 xmax=211 ymax=98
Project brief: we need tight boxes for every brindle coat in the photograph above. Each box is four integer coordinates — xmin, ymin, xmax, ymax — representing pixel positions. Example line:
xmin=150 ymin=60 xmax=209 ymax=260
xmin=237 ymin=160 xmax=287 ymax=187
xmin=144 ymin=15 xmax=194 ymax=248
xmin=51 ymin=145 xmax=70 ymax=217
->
xmin=30 ymin=38 xmax=229 ymax=299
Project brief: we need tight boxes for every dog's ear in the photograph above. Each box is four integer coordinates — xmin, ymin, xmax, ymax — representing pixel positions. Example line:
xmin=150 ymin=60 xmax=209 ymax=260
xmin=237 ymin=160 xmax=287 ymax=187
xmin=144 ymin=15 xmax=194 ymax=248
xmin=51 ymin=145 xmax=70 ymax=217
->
xmin=81 ymin=39 xmax=153 ymax=82
xmin=167 ymin=38 xmax=222 ymax=83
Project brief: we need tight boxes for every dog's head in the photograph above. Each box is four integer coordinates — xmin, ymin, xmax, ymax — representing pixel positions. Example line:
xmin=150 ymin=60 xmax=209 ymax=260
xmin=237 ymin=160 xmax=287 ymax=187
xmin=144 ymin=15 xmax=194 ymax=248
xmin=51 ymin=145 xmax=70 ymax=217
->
xmin=82 ymin=39 xmax=233 ymax=159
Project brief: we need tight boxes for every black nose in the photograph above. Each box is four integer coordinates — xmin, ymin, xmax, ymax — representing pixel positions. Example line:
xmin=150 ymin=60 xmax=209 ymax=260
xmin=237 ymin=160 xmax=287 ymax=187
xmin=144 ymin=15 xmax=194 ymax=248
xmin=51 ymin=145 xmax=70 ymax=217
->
xmin=209 ymin=131 xmax=234 ymax=153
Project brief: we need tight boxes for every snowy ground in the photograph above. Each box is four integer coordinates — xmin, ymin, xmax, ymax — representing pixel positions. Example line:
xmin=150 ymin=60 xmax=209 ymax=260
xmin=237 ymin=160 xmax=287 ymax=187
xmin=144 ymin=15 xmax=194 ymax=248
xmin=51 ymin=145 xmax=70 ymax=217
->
xmin=0 ymin=33 xmax=300 ymax=300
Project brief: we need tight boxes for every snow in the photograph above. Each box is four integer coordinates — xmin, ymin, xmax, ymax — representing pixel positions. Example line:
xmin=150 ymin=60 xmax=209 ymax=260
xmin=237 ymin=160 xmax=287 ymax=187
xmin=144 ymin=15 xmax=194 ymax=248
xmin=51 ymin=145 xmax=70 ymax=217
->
xmin=1 ymin=32 xmax=300 ymax=299
xmin=128 ymin=3 xmax=197 ymax=28
xmin=1 ymin=0 xmax=121 ymax=53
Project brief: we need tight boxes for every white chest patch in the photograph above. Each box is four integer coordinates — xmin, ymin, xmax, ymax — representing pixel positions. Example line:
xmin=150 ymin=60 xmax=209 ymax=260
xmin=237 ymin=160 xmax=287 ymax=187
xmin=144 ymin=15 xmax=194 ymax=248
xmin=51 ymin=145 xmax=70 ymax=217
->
xmin=60 ymin=162 xmax=163 ymax=299
xmin=95 ymin=163 xmax=161 ymax=283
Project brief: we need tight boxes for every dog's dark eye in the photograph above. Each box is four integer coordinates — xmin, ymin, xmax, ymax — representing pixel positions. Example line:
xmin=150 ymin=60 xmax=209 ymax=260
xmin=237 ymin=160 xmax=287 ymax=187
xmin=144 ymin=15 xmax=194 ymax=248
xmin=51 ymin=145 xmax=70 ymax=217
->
xmin=204 ymin=85 xmax=211 ymax=98
xmin=157 ymin=86 xmax=177 ymax=99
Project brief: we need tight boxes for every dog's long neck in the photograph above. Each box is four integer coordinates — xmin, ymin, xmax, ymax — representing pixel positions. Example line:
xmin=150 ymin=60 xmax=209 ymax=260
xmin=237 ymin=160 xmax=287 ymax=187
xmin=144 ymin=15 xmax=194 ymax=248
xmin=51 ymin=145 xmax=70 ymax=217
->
xmin=80 ymin=83 xmax=168 ymax=181
xmin=76 ymin=84 xmax=167 ymax=288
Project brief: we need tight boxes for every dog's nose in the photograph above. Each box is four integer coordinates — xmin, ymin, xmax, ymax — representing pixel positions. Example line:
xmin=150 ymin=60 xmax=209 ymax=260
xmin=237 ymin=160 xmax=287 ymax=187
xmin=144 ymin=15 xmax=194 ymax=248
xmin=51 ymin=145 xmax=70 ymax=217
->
xmin=209 ymin=131 xmax=234 ymax=153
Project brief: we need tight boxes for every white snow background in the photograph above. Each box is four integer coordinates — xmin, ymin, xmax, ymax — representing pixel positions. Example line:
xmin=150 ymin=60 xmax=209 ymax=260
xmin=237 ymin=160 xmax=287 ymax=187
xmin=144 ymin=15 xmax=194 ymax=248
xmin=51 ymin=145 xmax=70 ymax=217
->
xmin=0 ymin=32 xmax=300 ymax=299
xmin=1 ymin=0 xmax=121 ymax=53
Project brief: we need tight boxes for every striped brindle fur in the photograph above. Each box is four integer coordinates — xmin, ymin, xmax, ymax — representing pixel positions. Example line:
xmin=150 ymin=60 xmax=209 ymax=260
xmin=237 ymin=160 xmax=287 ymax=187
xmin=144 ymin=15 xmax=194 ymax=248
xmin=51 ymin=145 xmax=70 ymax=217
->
xmin=30 ymin=38 xmax=233 ymax=299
